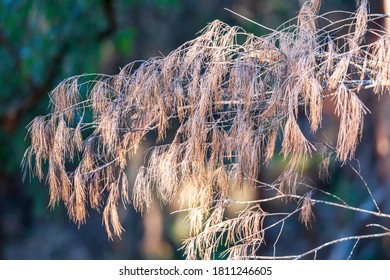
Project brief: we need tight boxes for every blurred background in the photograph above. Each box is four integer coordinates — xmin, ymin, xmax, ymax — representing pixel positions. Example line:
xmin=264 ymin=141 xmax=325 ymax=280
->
xmin=1 ymin=0 xmax=389 ymax=259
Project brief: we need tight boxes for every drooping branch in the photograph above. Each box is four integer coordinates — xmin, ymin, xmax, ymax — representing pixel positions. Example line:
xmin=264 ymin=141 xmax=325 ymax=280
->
xmin=23 ymin=0 xmax=390 ymax=258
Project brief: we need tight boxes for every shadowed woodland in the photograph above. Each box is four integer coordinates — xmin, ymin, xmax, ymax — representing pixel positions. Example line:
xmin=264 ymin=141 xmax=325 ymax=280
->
xmin=2 ymin=0 xmax=390 ymax=259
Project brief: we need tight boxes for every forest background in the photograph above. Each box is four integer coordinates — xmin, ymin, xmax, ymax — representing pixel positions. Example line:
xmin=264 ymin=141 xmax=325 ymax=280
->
xmin=0 ymin=0 xmax=389 ymax=259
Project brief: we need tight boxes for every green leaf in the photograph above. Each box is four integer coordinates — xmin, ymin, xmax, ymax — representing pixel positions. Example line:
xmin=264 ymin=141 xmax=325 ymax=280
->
xmin=114 ymin=28 xmax=136 ymax=57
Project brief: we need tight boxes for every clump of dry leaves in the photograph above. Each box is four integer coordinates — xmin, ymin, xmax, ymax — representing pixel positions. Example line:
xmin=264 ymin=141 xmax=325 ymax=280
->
xmin=23 ymin=0 xmax=390 ymax=259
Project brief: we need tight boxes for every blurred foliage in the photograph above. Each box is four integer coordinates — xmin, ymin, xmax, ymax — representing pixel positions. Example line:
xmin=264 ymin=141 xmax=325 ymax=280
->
xmin=0 ymin=0 xmax=140 ymax=259
xmin=0 ymin=0 xmax=109 ymax=171
xmin=0 ymin=0 xmax=389 ymax=260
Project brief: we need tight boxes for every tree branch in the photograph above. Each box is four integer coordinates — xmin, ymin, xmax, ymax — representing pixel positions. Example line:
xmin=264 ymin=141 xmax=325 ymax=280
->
xmin=96 ymin=0 xmax=117 ymax=40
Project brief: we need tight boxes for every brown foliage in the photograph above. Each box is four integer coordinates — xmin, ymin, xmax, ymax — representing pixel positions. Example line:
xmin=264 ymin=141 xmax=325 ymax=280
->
xmin=23 ymin=0 xmax=390 ymax=259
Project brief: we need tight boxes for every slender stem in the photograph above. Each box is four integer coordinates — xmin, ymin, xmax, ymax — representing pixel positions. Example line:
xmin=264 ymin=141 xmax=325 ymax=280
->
xmin=252 ymin=231 xmax=390 ymax=260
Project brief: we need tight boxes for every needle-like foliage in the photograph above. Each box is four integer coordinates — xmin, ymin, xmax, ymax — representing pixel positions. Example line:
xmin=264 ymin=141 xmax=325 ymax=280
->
xmin=23 ymin=0 xmax=390 ymax=259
